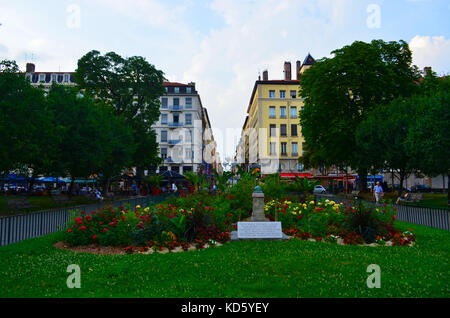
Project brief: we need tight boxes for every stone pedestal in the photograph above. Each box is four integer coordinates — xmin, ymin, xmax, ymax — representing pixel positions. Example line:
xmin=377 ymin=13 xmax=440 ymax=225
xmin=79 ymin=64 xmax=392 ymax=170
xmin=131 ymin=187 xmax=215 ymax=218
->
xmin=251 ymin=191 xmax=269 ymax=222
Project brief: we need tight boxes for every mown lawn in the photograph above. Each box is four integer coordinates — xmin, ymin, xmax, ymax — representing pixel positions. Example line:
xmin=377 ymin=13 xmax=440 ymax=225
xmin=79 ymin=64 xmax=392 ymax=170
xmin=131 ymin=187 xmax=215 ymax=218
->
xmin=0 ymin=221 xmax=448 ymax=298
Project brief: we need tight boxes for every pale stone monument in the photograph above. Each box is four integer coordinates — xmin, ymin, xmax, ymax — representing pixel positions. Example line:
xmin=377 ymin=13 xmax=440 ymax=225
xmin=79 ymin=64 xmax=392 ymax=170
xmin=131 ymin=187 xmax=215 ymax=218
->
xmin=231 ymin=186 xmax=288 ymax=240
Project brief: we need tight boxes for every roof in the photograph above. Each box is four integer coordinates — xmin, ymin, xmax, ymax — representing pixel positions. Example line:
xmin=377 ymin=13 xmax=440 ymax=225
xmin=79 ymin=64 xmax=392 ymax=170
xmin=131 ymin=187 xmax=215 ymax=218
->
xmin=303 ymin=53 xmax=315 ymax=66
xmin=163 ymin=82 xmax=193 ymax=87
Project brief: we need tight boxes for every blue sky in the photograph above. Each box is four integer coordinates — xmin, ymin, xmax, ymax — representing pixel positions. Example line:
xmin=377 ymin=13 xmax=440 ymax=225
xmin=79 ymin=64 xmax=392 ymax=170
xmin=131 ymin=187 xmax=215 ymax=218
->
xmin=1 ymin=0 xmax=449 ymax=163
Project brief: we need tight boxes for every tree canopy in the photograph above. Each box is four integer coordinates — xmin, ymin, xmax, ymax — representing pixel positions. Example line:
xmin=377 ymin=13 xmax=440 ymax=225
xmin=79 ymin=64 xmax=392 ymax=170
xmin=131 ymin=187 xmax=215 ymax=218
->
xmin=299 ymin=39 xmax=421 ymax=190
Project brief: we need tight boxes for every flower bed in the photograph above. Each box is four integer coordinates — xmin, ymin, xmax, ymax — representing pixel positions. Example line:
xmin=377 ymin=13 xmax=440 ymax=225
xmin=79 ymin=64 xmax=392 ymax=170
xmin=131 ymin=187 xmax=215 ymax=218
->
xmin=62 ymin=193 xmax=248 ymax=254
xmin=61 ymin=192 xmax=415 ymax=253
xmin=264 ymin=198 xmax=416 ymax=246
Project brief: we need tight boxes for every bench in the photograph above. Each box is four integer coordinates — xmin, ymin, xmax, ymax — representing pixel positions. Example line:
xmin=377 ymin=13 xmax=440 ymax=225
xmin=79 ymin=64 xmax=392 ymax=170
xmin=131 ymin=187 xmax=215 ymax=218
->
xmin=409 ymin=193 xmax=423 ymax=203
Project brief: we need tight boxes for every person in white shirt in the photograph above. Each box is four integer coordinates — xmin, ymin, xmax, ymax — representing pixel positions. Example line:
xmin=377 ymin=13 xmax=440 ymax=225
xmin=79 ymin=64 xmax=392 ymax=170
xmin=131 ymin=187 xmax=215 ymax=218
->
xmin=171 ymin=182 xmax=178 ymax=193
xmin=374 ymin=182 xmax=384 ymax=204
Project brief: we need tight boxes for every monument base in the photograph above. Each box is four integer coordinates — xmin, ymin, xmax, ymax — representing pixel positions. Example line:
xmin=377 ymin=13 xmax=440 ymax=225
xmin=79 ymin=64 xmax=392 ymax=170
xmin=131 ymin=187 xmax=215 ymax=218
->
xmin=231 ymin=222 xmax=290 ymax=241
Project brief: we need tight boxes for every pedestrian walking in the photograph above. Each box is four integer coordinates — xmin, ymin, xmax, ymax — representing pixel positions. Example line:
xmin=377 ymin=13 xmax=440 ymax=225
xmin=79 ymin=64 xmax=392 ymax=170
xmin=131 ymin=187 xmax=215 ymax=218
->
xmin=374 ymin=181 xmax=384 ymax=204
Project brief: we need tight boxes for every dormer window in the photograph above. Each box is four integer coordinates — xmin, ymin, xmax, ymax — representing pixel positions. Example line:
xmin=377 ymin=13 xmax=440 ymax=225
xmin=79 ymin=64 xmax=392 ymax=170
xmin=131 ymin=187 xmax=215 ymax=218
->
xmin=52 ymin=74 xmax=57 ymax=82
xmin=174 ymin=87 xmax=180 ymax=94
xmin=64 ymin=74 xmax=69 ymax=83
xmin=186 ymin=87 xmax=192 ymax=94
xmin=39 ymin=74 xmax=45 ymax=82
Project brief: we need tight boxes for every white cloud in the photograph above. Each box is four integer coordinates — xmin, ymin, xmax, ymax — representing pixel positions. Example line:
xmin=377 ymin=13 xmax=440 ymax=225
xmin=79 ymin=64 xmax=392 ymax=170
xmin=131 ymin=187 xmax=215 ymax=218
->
xmin=409 ymin=35 xmax=450 ymax=75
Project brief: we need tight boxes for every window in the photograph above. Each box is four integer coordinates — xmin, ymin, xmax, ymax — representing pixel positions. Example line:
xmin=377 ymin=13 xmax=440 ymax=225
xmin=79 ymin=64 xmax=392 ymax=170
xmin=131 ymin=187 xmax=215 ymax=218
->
xmin=297 ymin=163 xmax=304 ymax=172
xmin=171 ymin=166 xmax=180 ymax=173
xmin=39 ymin=74 xmax=45 ymax=82
xmin=280 ymin=90 xmax=286 ymax=99
xmin=280 ymin=124 xmax=287 ymax=137
xmin=302 ymin=142 xmax=306 ymax=155
xmin=185 ymin=148 xmax=192 ymax=160
xmin=269 ymin=90 xmax=275 ymax=98
xmin=159 ymin=166 xmax=168 ymax=173
xmin=281 ymin=142 xmax=287 ymax=156
xmin=270 ymin=142 xmax=277 ymax=155
xmin=161 ymin=113 xmax=168 ymax=125
xmin=290 ymin=106 xmax=297 ymax=118
xmin=292 ymin=142 xmax=298 ymax=156
xmin=186 ymin=87 xmax=192 ymax=94
xmin=270 ymin=124 xmax=276 ymax=137
xmin=32 ymin=74 xmax=39 ymax=83
xmin=173 ymin=98 xmax=179 ymax=106
xmin=290 ymin=90 xmax=297 ymax=99
xmin=161 ymin=148 xmax=168 ymax=159
xmin=269 ymin=106 xmax=276 ymax=118
xmin=280 ymin=106 xmax=287 ymax=118
xmin=291 ymin=124 xmax=298 ymax=137
xmin=185 ymin=97 xmax=192 ymax=108
xmin=183 ymin=166 xmax=193 ymax=173
xmin=161 ymin=98 xmax=168 ymax=108
xmin=165 ymin=87 xmax=168 ymax=93
xmin=185 ymin=114 xmax=192 ymax=125
xmin=301 ymin=106 xmax=305 ymax=111
xmin=185 ymin=129 xmax=192 ymax=142
xmin=173 ymin=114 xmax=179 ymax=123
xmin=161 ymin=130 xmax=168 ymax=142
xmin=57 ymin=75 xmax=63 ymax=83
xmin=51 ymin=74 xmax=57 ymax=82
xmin=64 ymin=74 xmax=69 ymax=83
xmin=174 ymin=87 xmax=180 ymax=94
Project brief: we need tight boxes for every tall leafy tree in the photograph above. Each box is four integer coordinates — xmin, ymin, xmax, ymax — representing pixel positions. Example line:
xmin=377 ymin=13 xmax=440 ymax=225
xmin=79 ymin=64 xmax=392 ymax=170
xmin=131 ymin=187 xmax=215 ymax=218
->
xmin=74 ymin=51 xmax=166 ymax=177
xmin=47 ymin=85 xmax=111 ymax=195
xmin=406 ymin=76 xmax=450 ymax=202
xmin=0 ymin=60 xmax=60 ymax=192
xmin=356 ymin=98 xmax=418 ymax=195
xmin=299 ymin=40 xmax=420 ymax=191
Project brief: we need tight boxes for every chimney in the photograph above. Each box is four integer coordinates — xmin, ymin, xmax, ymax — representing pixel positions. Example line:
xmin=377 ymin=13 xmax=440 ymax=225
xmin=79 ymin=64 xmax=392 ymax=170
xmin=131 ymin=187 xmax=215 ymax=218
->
xmin=26 ymin=63 xmax=35 ymax=73
xmin=262 ymin=70 xmax=268 ymax=81
xmin=423 ymin=67 xmax=432 ymax=75
xmin=284 ymin=62 xmax=292 ymax=81
xmin=296 ymin=61 xmax=301 ymax=80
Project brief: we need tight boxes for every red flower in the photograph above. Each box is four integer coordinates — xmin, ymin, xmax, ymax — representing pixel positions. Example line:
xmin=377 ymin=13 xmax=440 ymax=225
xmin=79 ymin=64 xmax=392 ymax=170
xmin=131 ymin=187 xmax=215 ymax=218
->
xmin=103 ymin=228 xmax=108 ymax=233
xmin=169 ymin=214 xmax=174 ymax=219
xmin=93 ymin=234 xmax=97 ymax=240
xmin=391 ymin=215 xmax=396 ymax=220
xmin=79 ymin=226 xmax=86 ymax=231
xmin=67 ymin=229 xmax=72 ymax=233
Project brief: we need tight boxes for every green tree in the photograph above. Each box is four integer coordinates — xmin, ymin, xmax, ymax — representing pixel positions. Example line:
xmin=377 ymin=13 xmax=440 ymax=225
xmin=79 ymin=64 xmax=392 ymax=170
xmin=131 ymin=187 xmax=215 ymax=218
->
xmin=356 ymin=98 xmax=418 ymax=195
xmin=74 ymin=51 xmax=166 ymax=177
xmin=406 ymin=79 xmax=450 ymax=202
xmin=47 ymin=85 xmax=111 ymax=195
xmin=0 ymin=60 xmax=61 ymax=192
xmin=299 ymin=40 xmax=420 ymax=192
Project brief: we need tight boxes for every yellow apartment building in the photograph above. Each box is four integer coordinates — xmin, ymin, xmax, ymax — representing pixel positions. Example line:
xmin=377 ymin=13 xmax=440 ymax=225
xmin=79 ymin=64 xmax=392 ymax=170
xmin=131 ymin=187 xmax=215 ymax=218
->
xmin=237 ymin=54 xmax=315 ymax=174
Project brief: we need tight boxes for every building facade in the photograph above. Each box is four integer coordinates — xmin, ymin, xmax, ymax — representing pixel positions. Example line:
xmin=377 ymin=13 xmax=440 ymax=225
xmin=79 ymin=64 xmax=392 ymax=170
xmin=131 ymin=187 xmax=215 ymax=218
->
xmin=156 ymin=82 xmax=221 ymax=176
xmin=24 ymin=63 xmax=76 ymax=90
xmin=236 ymin=55 xmax=315 ymax=174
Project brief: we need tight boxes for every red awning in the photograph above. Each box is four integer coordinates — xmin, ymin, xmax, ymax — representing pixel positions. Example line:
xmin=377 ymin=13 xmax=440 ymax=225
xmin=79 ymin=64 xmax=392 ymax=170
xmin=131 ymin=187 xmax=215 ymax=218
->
xmin=279 ymin=173 xmax=313 ymax=179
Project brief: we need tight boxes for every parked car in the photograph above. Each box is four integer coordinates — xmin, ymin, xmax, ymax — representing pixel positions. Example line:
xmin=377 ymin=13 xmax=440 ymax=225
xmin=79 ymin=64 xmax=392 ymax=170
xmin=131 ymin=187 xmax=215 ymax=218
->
xmin=411 ymin=184 xmax=432 ymax=193
xmin=313 ymin=185 xmax=327 ymax=194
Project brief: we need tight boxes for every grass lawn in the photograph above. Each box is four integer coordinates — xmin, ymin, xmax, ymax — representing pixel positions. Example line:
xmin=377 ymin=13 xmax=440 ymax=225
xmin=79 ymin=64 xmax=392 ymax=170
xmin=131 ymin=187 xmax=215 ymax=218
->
xmin=0 ymin=221 xmax=448 ymax=298
xmin=403 ymin=193 xmax=449 ymax=209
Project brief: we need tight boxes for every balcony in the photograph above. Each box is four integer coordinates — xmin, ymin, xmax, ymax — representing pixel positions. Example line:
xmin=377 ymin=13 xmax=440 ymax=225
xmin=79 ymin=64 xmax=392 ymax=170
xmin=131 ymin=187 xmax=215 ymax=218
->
xmin=169 ymin=105 xmax=183 ymax=111
xmin=168 ymin=139 xmax=182 ymax=146
xmin=168 ymin=122 xmax=184 ymax=128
